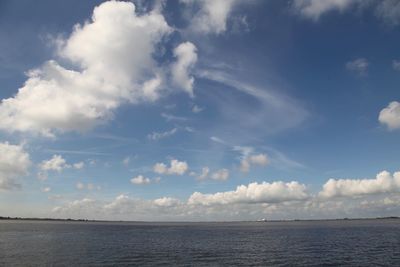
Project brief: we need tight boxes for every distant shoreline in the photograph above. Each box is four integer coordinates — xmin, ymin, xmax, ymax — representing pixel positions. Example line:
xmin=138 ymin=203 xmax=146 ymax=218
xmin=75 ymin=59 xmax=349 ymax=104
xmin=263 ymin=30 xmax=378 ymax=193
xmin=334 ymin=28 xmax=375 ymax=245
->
xmin=1 ymin=216 xmax=399 ymax=223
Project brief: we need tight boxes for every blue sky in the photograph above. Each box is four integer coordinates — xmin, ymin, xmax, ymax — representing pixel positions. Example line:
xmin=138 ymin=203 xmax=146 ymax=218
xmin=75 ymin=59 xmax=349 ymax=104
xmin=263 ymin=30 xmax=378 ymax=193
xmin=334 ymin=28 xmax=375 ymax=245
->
xmin=1 ymin=0 xmax=400 ymax=221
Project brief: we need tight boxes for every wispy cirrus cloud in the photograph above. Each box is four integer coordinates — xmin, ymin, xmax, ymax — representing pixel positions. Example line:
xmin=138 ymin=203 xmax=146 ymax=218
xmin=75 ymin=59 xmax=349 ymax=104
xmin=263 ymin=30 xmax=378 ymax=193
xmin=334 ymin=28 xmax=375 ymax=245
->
xmin=197 ymin=69 xmax=309 ymax=137
xmin=292 ymin=0 xmax=361 ymax=21
xmin=346 ymin=58 xmax=369 ymax=76
xmin=147 ymin=128 xmax=178 ymax=141
xmin=292 ymin=0 xmax=400 ymax=26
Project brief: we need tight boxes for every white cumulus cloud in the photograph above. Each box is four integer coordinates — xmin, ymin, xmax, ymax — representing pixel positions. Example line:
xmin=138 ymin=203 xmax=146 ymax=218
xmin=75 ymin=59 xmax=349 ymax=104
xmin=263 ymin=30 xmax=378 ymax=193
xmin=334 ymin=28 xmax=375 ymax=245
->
xmin=154 ymin=197 xmax=181 ymax=207
xmin=0 ymin=142 xmax=31 ymax=190
xmin=319 ymin=170 xmax=400 ymax=198
xmin=379 ymin=101 xmax=400 ymax=130
xmin=188 ymin=181 xmax=309 ymax=206
xmin=38 ymin=155 xmax=84 ymax=180
xmin=130 ymin=175 xmax=152 ymax=185
xmin=73 ymin=162 xmax=85 ymax=170
xmin=197 ymin=167 xmax=210 ymax=180
xmin=153 ymin=159 xmax=189 ymax=175
xmin=210 ymin=168 xmax=229 ymax=181
xmin=171 ymin=42 xmax=198 ymax=97
xmin=76 ymin=182 xmax=99 ymax=191
xmin=240 ymin=153 xmax=269 ymax=173
xmin=197 ymin=167 xmax=229 ymax=181
xmin=51 ymin=173 xmax=400 ymax=221
xmin=181 ymin=0 xmax=238 ymax=34
xmin=39 ymin=155 xmax=69 ymax=172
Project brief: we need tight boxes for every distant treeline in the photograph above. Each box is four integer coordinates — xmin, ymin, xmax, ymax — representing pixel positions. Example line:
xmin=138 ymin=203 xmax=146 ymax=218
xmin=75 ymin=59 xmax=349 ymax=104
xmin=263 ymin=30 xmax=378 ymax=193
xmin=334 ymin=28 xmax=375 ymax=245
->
xmin=0 ymin=216 xmax=93 ymax=222
xmin=0 ymin=216 xmax=398 ymax=223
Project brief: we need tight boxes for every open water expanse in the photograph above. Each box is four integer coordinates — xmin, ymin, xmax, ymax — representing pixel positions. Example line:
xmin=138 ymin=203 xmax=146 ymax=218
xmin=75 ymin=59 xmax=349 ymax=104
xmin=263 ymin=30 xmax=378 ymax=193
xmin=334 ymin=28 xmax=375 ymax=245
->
xmin=0 ymin=219 xmax=399 ymax=266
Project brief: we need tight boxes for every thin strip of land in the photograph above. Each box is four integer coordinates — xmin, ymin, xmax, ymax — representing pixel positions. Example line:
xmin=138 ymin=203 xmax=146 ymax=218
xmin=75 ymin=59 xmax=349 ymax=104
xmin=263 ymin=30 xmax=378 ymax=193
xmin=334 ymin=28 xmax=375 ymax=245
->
xmin=0 ymin=216 xmax=398 ymax=223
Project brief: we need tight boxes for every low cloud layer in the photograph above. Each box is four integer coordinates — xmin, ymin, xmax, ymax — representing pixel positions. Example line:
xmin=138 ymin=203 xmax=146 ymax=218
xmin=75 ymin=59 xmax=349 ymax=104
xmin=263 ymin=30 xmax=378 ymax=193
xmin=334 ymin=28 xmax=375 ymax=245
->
xmin=53 ymin=180 xmax=311 ymax=220
xmin=49 ymin=169 xmax=400 ymax=221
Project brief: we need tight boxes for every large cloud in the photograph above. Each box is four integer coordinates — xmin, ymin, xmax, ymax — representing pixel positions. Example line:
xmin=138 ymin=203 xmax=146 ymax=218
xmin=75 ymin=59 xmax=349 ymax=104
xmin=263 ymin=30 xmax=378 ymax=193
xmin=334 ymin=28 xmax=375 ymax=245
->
xmin=0 ymin=142 xmax=31 ymax=190
xmin=379 ymin=101 xmax=400 ymax=130
xmin=319 ymin=170 xmax=400 ymax=198
xmin=0 ymin=1 xmax=195 ymax=137
xmin=188 ymin=181 xmax=309 ymax=206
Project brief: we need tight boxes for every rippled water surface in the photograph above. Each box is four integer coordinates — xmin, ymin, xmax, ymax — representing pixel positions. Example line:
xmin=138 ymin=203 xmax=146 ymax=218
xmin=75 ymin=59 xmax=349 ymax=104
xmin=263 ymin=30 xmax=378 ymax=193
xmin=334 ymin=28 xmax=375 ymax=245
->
xmin=0 ymin=219 xmax=399 ymax=266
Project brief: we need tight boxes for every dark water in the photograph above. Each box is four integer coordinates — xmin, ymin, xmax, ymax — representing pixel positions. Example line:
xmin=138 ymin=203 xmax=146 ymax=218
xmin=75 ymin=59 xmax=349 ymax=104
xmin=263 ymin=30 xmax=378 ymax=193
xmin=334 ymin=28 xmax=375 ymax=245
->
xmin=0 ymin=219 xmax=399 ymax=266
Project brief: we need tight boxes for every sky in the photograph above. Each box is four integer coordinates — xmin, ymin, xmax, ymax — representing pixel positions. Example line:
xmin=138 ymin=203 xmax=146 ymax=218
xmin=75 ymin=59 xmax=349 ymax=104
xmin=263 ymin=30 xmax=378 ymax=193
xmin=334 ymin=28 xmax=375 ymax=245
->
xmin=0 ymin=0 xmax=400 ymax=221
